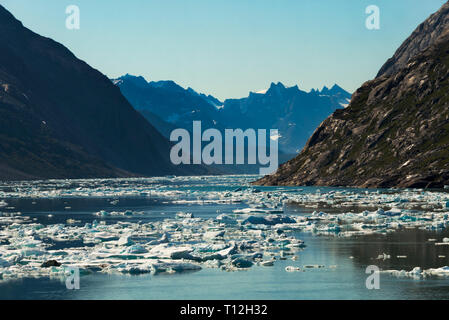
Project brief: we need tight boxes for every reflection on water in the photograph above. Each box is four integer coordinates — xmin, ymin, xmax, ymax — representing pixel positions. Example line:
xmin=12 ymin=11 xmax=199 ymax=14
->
xmin=1 ymin=176 xmax=449 ymax=300
xmin=3 ymin=229 xmax=449 ymax=300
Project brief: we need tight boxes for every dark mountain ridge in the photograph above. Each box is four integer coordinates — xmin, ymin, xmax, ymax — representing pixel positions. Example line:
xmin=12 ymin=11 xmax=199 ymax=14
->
xmin=112 ymin=74 xmax=221 ymax=133
xmin=0 ymin=5 xmax=203 ymax=180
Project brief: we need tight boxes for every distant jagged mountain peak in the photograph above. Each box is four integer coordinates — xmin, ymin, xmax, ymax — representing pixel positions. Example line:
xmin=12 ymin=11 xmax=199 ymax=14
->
xmin=149 ymin=80 xmax=185 ymax=92
xmin=328 ymin=84 xmax=347 ymax=95
xmin=114 ymin=73 xmax=351 ymax=155
xmin=265 ymin=82 xmax=303 ymax=95
xmin=318 ymin=84 xmax=350 ymax=97
xmin=320 ymin=85 xmax=330 ymax=94
xmin=255 ymin=82 xmax=349 ymax=98
xmin=245 ymin=82 xmax=300 ymax=98
xmin=269 ymin=81 xmax=286 ymax=89
xmin=113 ymin=74 xmax=186 ymax=92
xmin=113 ymin=74 xmax=223 ymax=135
xmin=219 ymin=82 xmax=351 ymax=154
xmin=264 ymin=82 xmax=284 ymax=96
xmin=289 ymin=84 xmax=300 ymax=91
xmin=112 ymin=74 xmax=149 ymax=88
xmin=114 ymin=74 xmax=223 ymax=107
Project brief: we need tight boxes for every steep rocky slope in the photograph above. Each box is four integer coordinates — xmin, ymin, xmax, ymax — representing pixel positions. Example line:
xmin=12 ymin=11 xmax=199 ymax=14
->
xmin=257 ymin=2 xmax=449 ymax=188
xmin=378 ymin=2 xmax=449 ymax=77
xmin=0 ymin=5 xmax=199 ymax=180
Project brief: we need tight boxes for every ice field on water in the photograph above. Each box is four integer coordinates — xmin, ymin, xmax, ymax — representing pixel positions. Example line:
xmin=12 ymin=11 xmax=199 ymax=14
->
xmin=2 ymin=175 xmax=449 ymax=299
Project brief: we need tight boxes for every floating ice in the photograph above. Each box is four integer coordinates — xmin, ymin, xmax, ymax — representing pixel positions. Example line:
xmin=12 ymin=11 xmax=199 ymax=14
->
xmin=260 ymin=260 xmax=274 ymax=267
xmin=381 ymin=266 xmax=449 ymax=280
xmin=117 ymin=235 xmax=134 ymax=246
xmin=0 ymin=203 xmax=306 ymax=281
xmin=376 ymin=253 xmax=391 ymax=261
xmin=285 ymin=266 xmax=301 ymax=272
xmin=176 ymin=212 xmax=194 ymax=219
xmin=2 ymin=175 xmax=449 ymax=282
xmin=203 ymin=230 xmax=225 ymax=240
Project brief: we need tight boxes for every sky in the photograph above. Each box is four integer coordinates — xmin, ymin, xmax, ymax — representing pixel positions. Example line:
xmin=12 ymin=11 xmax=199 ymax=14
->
xmin=0 ymin=0 xmax=446 ymax=100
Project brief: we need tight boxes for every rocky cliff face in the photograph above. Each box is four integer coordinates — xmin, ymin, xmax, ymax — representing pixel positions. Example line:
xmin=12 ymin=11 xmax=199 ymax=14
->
xmin=256 ymin=1 xmax=449 ymax=188
xmin=378 ymin=2 xmax=449 ymax=77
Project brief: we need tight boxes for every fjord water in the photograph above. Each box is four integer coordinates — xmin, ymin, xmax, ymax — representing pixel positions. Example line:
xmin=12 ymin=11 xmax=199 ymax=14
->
xmin=1 ymin=176 xmax=449 ymax=300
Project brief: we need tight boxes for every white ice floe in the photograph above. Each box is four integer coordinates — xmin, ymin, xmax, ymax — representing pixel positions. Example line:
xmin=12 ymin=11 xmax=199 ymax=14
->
xmin=285 ymin=266 xmax=301 ymax=272
xmin=382 ymin=266 xmax=449 ymax=279
xmin=0 ymin=206 xmax=306 ymax=282
xmin=94 ymin=210 xmax=143 ymax=217
xmin=2 ymin=175 xmax=449 ymax=282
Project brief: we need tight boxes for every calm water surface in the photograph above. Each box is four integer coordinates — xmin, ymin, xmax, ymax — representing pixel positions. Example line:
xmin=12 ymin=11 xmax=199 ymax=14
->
xmin=1 ymin=176 xmax=449 ymax=300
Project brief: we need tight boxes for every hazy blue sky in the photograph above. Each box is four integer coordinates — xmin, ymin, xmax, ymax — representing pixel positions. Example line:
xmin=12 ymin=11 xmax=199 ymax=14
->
xmin=0 ymin=0 xmax=446 ymax=100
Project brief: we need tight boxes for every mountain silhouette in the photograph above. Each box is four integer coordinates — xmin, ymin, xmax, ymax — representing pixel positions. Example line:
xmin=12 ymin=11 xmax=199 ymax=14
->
xmin=0 ymin=5 xmax=204 ymax=180
xmin=115 ymin=75 xmax=350 ymax=155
